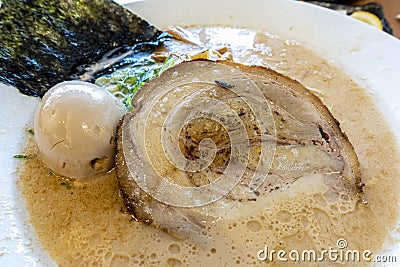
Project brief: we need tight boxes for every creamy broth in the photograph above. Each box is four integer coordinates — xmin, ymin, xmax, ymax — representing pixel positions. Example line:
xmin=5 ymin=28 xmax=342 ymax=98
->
xmin=18 ymin=27 xmax=400 ymax=266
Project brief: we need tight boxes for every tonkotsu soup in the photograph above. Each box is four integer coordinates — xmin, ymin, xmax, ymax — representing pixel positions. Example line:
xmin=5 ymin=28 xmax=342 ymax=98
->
xmin=18 ymin=26 xmax=400 ymax=266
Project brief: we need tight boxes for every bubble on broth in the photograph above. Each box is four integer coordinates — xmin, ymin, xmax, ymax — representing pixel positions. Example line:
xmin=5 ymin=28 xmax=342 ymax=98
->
xmin=17 ymin=26 xmax=400 ymax=266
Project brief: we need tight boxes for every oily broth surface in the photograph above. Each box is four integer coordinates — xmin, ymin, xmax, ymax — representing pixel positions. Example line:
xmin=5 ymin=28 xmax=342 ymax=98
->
xmin=19 ymin=27 xmax=400 ymax=266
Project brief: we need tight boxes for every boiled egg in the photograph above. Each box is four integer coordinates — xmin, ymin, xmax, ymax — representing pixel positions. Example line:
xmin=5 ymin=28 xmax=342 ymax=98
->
xmin=34 ymin=81 xmax=125 ymax=179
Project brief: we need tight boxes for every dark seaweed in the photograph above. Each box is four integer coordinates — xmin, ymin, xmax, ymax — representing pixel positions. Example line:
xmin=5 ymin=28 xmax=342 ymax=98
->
xmin=215 ymin=80 xmax=234 ymax=89
xmin=0 ymin=0 xmax=169 ymax=97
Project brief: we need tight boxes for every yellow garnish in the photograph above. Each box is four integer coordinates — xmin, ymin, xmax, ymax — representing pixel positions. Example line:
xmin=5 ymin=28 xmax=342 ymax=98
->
xmin=350 ymin=11 xmax=383 ymax=31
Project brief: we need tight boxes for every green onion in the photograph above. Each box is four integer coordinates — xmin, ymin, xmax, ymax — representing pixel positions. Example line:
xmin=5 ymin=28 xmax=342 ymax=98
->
xmin=60 ymin=181 xmax=72 ymax=190
xmin=13 ymin=154 xmax=28 ymax=159
xmin=95 ymin=56 xmax=175 ymax=111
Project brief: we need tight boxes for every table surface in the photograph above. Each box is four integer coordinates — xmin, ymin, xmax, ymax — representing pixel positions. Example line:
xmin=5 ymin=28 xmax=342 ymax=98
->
xmin=350 ymin=0 xmax=400 ymax=38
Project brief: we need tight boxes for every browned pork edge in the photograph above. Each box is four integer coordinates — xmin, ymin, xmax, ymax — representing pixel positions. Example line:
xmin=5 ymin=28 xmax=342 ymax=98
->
xmin=114 ymin=59 xmax=364 ymax=223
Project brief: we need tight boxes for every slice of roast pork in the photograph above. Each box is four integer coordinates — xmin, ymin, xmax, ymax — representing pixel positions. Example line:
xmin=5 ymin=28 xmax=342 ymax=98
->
xmin=115 ymin=60 xmax=363 ymax=239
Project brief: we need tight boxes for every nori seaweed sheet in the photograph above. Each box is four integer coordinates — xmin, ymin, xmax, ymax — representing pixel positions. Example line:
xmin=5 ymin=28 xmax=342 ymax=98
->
xmin=0 ymin=0 xmax=168 ymax=97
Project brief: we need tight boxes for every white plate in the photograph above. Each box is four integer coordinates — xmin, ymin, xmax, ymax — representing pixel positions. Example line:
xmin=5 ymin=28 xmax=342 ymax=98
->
xmin=1 ymin=0 xmax=399 ymax=265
